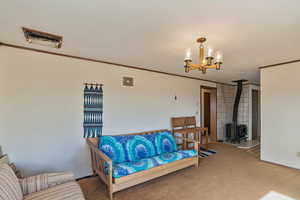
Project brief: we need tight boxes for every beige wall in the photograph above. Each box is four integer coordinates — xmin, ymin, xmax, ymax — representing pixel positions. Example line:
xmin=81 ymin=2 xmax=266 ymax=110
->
xmin=261 ymin=63 xmax=300 ymax=169
xmin=0 ymin=46 xmax=216 ymax=178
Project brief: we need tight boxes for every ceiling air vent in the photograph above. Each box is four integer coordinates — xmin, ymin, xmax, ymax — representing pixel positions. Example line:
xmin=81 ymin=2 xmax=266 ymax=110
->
xmin=22 ymin=27 xmax=63 ymax=48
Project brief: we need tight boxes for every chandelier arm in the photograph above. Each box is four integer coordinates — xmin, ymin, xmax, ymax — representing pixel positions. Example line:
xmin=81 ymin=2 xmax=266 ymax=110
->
xmin=203 ymin=64 xmax=219 ymax=69
xmin=188 ymin=63 xmax=219 ymax=69
xmin=187 ymin=63 xmax=204 ymax=70
xmin=186 ymin=63 xmax=221 ymax=70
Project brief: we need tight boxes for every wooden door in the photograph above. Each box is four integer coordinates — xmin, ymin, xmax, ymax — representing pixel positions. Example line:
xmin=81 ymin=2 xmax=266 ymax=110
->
xmin=204 ymin=93 xmax=211 ymax=133
xmin=201 ymin=86 xmax=217 ymax=142
xmin=252 ymin=90 xmax=259 ymax=140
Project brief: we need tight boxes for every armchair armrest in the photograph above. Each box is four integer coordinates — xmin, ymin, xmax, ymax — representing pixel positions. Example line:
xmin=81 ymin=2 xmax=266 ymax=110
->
xmin=19 ymin=172 xmax=75 ymax=196
xmin=86 ymin=138 xmax=112 ymax=164
xmin=174 ymin=136 xmax=200 ymax=152
xmin=174 ymin=136 xmax=199 ymax=143
xmin=86 ymin=138 xmax=113 ymax=187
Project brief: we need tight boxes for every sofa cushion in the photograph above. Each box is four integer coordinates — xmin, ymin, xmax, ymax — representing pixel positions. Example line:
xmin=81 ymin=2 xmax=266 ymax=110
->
xmin=99 ymin=136 xmax=126 ymax=164
xmin=23 ymin=181 xmax=85 ymax=200
xmin=0 ymin=164 xmax=23 ymax=200
xmin=125 ymin=135 xmax=156 ymax=162
xmin=100 ymin=134 xmax=157 ymax=163
xmin=155 ymin=131 xmax=177 ymax=154
xmin=112 ymin=150 xmax=197 ymax=178
xmin=152 ymin=150 xmax=197 ymax=165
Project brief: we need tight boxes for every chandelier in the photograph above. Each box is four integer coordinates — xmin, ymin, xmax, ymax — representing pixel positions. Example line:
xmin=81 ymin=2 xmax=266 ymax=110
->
xmin=184 ymin=37 xmax=223 ymax=73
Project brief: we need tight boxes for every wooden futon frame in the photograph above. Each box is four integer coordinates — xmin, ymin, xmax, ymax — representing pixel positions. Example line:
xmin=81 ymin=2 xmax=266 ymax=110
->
xmin=86 ymin=129 xmax=199 ymax=200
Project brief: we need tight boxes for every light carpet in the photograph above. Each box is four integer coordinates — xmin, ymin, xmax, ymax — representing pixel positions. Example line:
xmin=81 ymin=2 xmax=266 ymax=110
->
xmin=79 ymin=144 xmax=300 ymax=200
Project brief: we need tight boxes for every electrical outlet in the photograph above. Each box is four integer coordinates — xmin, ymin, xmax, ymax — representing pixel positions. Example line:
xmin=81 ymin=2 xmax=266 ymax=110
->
xmin=297 ymin=152 xmax=300 ymax=157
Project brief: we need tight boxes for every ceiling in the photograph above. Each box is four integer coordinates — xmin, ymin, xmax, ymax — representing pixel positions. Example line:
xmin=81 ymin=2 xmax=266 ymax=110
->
xmin=1 ymin=0 xmax=300 ymax=84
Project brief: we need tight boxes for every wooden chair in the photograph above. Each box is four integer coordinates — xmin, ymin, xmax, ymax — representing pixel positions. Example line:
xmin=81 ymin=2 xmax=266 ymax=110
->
xmin=171 ymin=117 xmax=187 ymax=149
xmin=171 ymin=116 xmax=209 ymax=150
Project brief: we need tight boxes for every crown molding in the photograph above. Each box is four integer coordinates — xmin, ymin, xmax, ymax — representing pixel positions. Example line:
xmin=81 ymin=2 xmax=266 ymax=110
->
xmin=259 ymin=59 xmax=300 ymax=70
xmin=0 ymin=42 xmax=234 ymax=86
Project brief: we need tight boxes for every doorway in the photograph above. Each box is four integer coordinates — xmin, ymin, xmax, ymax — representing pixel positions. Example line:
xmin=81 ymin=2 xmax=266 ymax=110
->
xmin=201 ymin=86 xmax=217 ymax=142
xmin=252 ymin=89 xmax=260 ymax=140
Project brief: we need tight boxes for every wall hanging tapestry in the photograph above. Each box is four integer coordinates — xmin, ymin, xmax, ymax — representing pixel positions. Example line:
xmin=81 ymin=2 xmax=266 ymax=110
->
xmin=83 ymin=83 xmax=103 ymax=138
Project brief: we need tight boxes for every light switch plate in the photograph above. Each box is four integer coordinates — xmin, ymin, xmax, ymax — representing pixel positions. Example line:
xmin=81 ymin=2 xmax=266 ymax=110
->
xmin=123 ymin=77 xmax=134 ymax=87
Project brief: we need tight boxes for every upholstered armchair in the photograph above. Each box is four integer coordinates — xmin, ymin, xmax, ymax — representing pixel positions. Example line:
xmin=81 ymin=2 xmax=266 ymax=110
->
xmin=0 ymin=164 xmax=85 ymax=200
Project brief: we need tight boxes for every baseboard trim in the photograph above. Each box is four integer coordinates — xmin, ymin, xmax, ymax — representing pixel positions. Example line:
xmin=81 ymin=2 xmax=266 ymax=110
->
xmin=76 ymin=174 xmax=97 ymax=181
xmin=259 ymin=159 xmax=300 ymax=171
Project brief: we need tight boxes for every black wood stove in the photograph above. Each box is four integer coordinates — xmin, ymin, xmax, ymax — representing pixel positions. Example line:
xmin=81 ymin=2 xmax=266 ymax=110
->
xmin=226 ymin=80 xmax=248 ymax=143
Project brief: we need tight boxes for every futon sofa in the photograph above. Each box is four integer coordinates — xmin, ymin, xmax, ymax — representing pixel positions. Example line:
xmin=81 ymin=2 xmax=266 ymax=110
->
xmin=0 ymin=163 xmax=85 ymax=200
xmin=87 ymin=129 xmax=199 ymax=200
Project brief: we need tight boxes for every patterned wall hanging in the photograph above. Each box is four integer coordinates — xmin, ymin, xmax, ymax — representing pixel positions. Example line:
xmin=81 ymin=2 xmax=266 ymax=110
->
xmin=83 ymin=83 xmax=103 ymax=138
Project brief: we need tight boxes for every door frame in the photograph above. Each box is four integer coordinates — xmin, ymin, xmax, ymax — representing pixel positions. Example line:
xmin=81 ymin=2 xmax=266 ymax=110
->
xmin=251 ymin=89 xmax=259 ymax=140
xmin=200 ymin=86 xmax=217 ymax=142
xmin=247 ymin=85 xmax=260 ymax=141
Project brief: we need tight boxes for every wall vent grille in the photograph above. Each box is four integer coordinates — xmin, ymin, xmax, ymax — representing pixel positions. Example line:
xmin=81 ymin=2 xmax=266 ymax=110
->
xmin=22 ymin=27 xmax=63 ymax=48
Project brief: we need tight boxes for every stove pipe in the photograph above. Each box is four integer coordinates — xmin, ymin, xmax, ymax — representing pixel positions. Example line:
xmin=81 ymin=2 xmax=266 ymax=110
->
xmin=231 ymin=79 xmax=247 ymax=141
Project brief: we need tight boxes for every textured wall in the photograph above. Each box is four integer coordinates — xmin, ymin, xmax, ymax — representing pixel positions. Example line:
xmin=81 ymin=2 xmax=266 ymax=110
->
xmin=0 ymin=46 xmax=216 ymax=178
xmin=216 ymin=84 xmax=235 ymax=140
xmin=238 ymin=85 xmax=250 ymax=126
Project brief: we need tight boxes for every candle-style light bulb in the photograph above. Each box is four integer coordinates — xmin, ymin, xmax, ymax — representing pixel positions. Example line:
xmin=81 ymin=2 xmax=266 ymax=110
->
xmin=215 ymin=51 xmax=223 ymax=70
xmin=207 ymin=47 xmax=214 ymax=58
xmin=216 ymin=51 xmax=223 ymax=62
xmin=185 ymin=48 xmax=192 ymax=61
